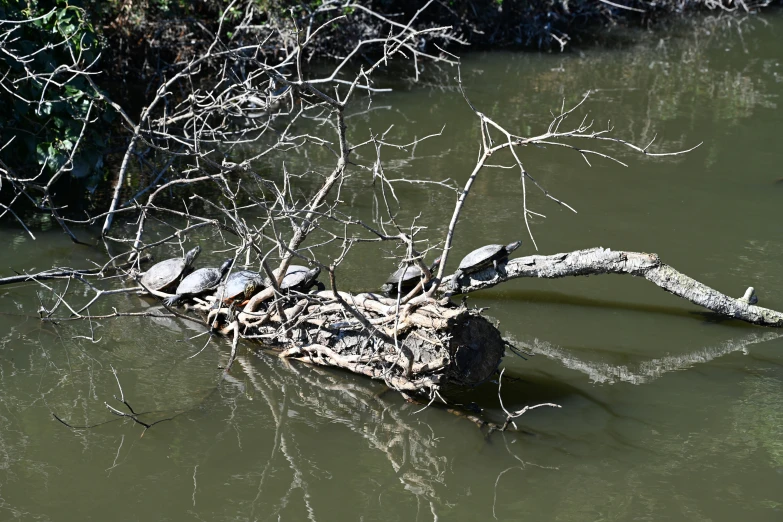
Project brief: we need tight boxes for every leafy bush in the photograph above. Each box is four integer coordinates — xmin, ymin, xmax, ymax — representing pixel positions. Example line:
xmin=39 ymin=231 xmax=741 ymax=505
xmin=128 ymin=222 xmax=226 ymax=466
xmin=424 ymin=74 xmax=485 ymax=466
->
xmin=0 ymin=0 xmax=109 ymax=187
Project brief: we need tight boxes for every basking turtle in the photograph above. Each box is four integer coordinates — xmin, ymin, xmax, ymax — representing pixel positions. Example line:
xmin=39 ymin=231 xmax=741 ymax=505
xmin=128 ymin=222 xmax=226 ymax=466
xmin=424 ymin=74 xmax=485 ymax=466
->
xmin=269 ymin=264 xmax=322 ymax=293
xmin=381 ymin=257 xmax=441 ymax=295
xmin=140 ymin=246 xmax=201 ymax=292
xmin=164 ymin=258 xmax=234 ymax=306
xmin=214 ymin=270 xmax=265 ymax=307
xmin=453 ymin=241 xmax=522 ymax=285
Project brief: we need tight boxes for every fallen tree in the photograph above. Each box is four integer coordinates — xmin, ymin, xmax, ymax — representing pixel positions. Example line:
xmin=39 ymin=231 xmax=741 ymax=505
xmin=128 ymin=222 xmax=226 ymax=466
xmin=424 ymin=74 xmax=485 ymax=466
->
xmin=135 ymin=244 xmax=779 ymax=399
xmin=207 ymin=292 xmax=504 ymax=392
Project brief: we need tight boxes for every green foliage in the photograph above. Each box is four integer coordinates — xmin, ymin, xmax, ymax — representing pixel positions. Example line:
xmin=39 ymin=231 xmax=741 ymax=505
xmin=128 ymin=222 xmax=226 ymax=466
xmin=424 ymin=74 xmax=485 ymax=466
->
xmin=0 ymin=0 xmax=109 ymax=185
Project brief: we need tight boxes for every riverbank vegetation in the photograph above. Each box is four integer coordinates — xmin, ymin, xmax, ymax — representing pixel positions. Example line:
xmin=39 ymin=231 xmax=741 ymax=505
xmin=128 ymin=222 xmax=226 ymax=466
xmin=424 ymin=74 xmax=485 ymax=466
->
xmin=1 ymin=0 xmax=778 ymax=214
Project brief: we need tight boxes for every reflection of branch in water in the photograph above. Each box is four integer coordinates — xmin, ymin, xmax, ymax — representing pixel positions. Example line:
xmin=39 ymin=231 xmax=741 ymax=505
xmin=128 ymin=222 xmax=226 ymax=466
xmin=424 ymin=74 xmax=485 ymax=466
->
xmin=498 ymin=368 xmax=560 ymax=431
xmin=492 ymin=433 xmax=561 ymax=521
xmin=235 ymin=353 xmax=448 ymax=514
xmin=233 ymin=355 xmax=307 ymax=522
xmin=105 ymin=434 xmax=125 ymax=474
xmin=52 ymin=365 xmax=210 ymax=434
xmin=279 ymin=434 xmax=317 ymax=522
xmin=520 ymin=332 xmax=783 ymax=385
xmin=192 ymin=464 xmax=199 ymax=508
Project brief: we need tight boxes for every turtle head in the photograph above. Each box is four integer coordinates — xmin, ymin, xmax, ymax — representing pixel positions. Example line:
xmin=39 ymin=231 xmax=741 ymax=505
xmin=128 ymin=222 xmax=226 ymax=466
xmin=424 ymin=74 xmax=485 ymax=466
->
xmin=184 ymin=245 xmax=202 ymax=266
xmin=429 ymin=256 xmax=442 ymax=273
xmin=309 ymin=265 xmax=321 ymax=279
xmin=505 ymin=240 xmax=522 ymax=253
xmin=219 ymin=258 xmax=234 ymax=276
xmin=244 ymin=277 xmax=260 ymax=296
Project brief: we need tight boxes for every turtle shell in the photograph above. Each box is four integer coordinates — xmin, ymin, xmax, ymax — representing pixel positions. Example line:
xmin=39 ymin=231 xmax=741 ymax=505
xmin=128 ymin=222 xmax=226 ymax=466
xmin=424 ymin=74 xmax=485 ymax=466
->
xmin=381 ymin=257 xmax=441 ymax=295
xmin=164 ymin=258 xmax=233 ymax=307
xmin=216 ymin=271 xmax=264 ymax=304
xmin=175 ymin=267 xmax=223 ymax=295
xmin=386 ymin=264 xmax=426 ymax=286
xmin=141 ymin=246 xmax=200 ymax=292
xmin=457 ymin=241 xmax=521 ymax=275
xmin=175 ymin=258 xmax=233 ymax=295
xmin=280 ymin=265 xmax=320 ymax=291
xmin=458 ymin=244 xmax=506 ymax=273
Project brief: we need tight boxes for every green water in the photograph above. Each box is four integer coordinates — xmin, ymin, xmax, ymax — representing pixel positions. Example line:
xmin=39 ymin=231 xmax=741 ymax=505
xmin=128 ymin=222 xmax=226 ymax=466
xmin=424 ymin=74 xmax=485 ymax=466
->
xmin=1 ymin=14 xmax=783 ymax=521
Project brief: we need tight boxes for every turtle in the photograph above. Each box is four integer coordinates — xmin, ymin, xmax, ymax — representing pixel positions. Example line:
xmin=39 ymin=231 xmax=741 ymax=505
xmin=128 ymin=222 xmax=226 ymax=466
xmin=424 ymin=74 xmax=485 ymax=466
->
xmin=381 ymin=257 xmax=441 ymax=296
xmin=214 ymin=270 xmax=266 ymax=307
xmin=453 ymin=241 xmax=522 ymax=286
xmin=140 ymin=245 xmax=201 ymax=293
xmin=268 ymin=264 xmax=322 ymax=293
xmin=164 ymin=258 xmax=234 ymax=306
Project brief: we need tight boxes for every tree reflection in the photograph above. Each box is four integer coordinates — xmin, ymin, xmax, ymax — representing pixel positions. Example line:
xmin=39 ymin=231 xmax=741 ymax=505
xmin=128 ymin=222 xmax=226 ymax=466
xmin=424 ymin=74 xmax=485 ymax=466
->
xmin=517 ymin=330 xmax=782 ymax=384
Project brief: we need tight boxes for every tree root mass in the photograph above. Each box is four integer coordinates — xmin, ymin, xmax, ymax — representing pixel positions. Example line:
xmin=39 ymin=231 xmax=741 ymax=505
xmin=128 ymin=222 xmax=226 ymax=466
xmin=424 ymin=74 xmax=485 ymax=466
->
xmin=188 ymin=291 xmax=505 ymax=395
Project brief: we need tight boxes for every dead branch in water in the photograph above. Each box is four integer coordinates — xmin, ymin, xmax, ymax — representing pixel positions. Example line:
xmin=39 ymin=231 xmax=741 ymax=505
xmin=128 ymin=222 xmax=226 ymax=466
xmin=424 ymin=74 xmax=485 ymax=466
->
xmin=444 ymin=247 xmax=782 ymax=327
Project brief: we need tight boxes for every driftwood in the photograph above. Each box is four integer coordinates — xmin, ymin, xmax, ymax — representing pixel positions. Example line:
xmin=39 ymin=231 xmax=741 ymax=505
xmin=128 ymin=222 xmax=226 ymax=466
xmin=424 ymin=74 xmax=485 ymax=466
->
xmin=15 ymin=244 xmax=781 ymax=400
xmin=184 ymin=290 xmax=505 ymax=395
xmin=10 ymin=244 xmax=782 ymax=399
xmin=129 ymin=244 xmax=782 ymax=399
xmin=445 ymin=247 xmax=782 ymax=327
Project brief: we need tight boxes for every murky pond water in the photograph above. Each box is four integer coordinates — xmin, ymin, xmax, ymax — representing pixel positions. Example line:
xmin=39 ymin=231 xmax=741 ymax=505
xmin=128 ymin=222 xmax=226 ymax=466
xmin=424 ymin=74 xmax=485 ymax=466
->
xmin=2 ymin=13 xmax=783 ymax=521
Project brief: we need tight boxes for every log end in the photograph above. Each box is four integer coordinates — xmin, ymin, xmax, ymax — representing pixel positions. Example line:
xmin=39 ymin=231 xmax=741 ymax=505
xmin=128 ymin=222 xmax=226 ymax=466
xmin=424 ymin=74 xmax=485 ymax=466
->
xmin=444 ymin=309 xmax=505 ymax=387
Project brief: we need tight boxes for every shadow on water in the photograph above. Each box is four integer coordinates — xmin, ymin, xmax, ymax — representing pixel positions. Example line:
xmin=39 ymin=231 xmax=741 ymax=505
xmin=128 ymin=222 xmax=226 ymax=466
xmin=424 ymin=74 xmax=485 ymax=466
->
xmin=516 ymin=330 xmax=783 ymax=385
xmin=487 ymin=288 xmax=761 ymax=326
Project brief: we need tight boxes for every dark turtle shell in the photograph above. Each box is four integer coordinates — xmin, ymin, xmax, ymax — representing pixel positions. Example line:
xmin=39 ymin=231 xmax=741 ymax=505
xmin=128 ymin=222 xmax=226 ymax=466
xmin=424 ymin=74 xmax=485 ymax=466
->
xmin=215 ymin=270 xmax=264 ymax=304
xmin=387 ymin=265 xmax=425 ymax=286
xmin=164 ymin=258 xmax=233 ymax=306
xmin=381 ymin=257 xmax=441 ymax=295
xmin=141 ymin=246 xmax=201 ymax=292
xmin=457 ymin=241 xmax=521 ymax=275
xmin=280 ymin=265 xmax=320 ymax=292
